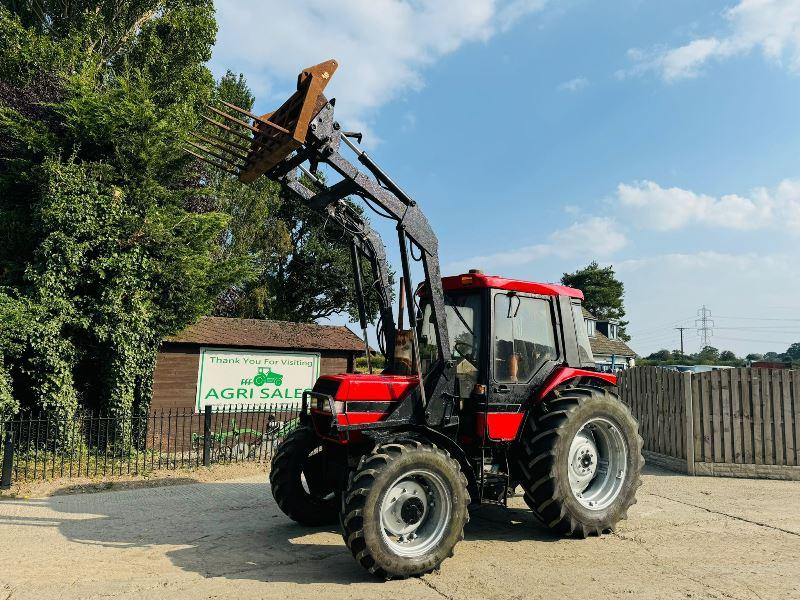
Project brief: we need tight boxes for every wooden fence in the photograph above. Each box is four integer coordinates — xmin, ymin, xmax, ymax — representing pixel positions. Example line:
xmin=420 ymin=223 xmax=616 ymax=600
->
xmin=617 ymin=366 xmax=800 ymax=480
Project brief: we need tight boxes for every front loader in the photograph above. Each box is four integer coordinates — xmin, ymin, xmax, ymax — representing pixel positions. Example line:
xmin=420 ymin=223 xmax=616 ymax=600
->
xmin=187 ymin=60 xmax=644 ymax=579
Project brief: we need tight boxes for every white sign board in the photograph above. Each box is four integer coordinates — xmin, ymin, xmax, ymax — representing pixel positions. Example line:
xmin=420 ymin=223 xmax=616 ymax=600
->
xmin=195 ymin=347 xmax=320 ymax=412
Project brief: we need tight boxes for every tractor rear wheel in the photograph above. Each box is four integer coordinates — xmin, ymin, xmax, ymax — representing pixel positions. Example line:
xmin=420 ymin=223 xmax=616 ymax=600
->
xmin=517 ymin=385 xmax=643 ymax=537
xmin=270 ymin=426 xmax=338 ymax=525
xmin=340 ymin=441 xmax=469 ymax=579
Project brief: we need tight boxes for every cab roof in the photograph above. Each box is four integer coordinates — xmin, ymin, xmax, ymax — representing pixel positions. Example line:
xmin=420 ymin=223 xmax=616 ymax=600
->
xmin=441 ymin=271 xmax=584 ymax=300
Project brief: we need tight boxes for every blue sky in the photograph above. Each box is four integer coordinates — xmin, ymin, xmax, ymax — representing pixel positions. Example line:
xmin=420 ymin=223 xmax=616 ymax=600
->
xmin=210 ymin=0 xmax=800 ymax=357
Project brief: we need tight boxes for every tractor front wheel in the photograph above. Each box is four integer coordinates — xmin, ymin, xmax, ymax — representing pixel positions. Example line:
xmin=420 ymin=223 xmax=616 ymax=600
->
xmin=341 ymin=441 xmax=469 ymax=579
xmin=518 ymin=385 xmax=643 ymax=537
xmin=270 ymin=426 xmax=338 ymax=525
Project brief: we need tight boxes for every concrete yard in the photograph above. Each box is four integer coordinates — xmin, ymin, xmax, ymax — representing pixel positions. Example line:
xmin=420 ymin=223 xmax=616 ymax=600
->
xmin=0 ymin=467 xmax=798 ymax=599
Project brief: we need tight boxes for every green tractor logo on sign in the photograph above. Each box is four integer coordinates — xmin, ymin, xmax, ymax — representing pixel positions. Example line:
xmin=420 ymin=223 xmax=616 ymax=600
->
xmin=253 ymin=367 xmax=283 ymax=387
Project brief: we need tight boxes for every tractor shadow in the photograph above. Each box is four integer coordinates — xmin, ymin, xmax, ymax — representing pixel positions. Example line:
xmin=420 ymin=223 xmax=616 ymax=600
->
xmin=14 ymin=480 xmax=558 ymax=587
xmin=466 ymin=500 xmax=560 ymax=543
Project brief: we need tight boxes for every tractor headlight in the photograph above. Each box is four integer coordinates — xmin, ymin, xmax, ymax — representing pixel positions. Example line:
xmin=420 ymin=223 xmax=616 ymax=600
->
xmin=313 ymin=396 xmax=344 ymax=414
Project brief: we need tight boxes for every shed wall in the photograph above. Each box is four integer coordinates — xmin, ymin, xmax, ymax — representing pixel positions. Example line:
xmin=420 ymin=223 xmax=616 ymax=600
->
xmin=151 ymin=344 xmax=354 ymax=412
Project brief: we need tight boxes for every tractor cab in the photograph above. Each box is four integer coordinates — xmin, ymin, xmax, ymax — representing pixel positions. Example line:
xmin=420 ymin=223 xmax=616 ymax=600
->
xmin=417 ymin=269 xmax=603 ymax=441
xmin=420 ymin=269 xmax=594 ymax=394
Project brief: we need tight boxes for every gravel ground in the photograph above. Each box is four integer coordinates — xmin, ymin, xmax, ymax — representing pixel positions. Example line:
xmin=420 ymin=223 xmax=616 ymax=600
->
xmin=0 ymin=466 xmax=798 ymax=600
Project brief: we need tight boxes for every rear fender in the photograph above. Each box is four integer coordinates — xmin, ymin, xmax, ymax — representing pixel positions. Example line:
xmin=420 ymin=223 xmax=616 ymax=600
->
xmin=534 ymin=367 xmax=616 ymax=402
xmin=515 ymin=367 xmax=618 ymax=443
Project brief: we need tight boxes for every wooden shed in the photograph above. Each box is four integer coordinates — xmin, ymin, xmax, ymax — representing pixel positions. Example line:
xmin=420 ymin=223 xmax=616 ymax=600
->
xmin=151 ymin=317 xmax=365 ymax=412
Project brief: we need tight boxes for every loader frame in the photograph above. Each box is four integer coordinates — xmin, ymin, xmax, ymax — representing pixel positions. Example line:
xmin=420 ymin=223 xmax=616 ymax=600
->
xmin=184 ymin=60 xmax=603 ymax=449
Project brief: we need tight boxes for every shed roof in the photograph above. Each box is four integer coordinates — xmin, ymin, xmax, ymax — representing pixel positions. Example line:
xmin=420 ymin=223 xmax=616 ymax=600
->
xmin=165 ymin=317 xmax=365 ymax=352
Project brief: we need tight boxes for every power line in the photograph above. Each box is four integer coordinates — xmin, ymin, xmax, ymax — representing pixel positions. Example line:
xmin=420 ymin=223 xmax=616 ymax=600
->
xmin=630 ymin=331 xmax=684 ymax=344
xmin=714 ymin=326 xmax=800 ymax=331
xmin=696 ymin=305 xmax=714 ymax=347
xmin=627 ymin=316 xmax=695 ymax=336
xmin=714 ymin=335 xmax=798 ymax=345
xmin=715 ymin=315 xmax=800 ymax=322
xmin=629 ymin=312 xmax=800 ymax=352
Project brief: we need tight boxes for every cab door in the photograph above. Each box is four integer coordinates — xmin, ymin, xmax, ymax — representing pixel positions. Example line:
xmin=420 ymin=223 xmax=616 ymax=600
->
xmin=480 ymin=291 xmax=561 ymax=441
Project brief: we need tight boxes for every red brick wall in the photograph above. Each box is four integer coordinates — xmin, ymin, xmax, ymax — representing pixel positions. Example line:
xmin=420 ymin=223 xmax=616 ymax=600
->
xmin=151 ymin=343 xmax=355 ymax=412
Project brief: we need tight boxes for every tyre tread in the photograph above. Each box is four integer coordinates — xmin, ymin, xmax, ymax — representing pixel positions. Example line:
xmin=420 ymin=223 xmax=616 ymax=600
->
xmin=340 ymin=440 xmax=469 ymax=579
xmin=517 ymin=385 xmax=643 ymax=537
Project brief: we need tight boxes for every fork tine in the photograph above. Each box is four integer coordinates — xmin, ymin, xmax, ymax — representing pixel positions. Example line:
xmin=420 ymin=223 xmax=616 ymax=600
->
xmin=200 ymin=115 xmax=255 ymax=144
xmin=207 ymin=106 xmax=261 ymax=133
xmin=218 ymin=100 xmax=292 ymax=135
xmin=189 ymin=132 xmax=249 ymax=160
xmin=190 ymin=129 xmax=251 ymax=154
xmin=185 ymin=140 xmax=243 ymax=168
xmin=183 ymin=148 xmax=238 ymax=175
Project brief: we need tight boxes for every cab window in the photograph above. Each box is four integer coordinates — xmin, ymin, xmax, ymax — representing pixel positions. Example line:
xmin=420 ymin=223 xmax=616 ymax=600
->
xmin=493 ymin=295 xmax=556 ymax=383
xmin=571 ymin=301 xmax=594 ymax=364
xmin=419 ymin=293 xmax=483 ymax=397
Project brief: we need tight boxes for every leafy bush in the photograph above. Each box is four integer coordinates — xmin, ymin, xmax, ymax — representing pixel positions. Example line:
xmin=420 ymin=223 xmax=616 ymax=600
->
xmin=355 ymin=354 xmax=387 ymax=374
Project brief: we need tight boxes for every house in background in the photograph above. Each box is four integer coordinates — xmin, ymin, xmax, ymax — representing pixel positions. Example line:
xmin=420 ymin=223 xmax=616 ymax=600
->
xmin=582 ymin=308 xmax=636 ymax=373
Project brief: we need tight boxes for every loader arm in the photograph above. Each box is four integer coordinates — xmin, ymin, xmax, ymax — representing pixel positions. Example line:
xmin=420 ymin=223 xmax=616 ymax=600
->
xmin=282 ymin=169 xmax=397 ymax=363
xmin=186 ymin=60 xmax=454 ymax=423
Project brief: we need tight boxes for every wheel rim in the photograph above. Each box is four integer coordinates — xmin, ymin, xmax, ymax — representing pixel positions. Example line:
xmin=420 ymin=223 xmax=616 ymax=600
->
xmin=379 ymin=469 xmax=451 ymax=558
xmin=567 ymin=417 xmax=628 ymax=511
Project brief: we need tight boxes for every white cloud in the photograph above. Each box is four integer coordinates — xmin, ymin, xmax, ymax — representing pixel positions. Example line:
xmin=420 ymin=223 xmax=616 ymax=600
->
xmin=615 ymin=179 xmax=800 ymax=232
xmin=447 ymin=216 xmax=626 ymax=272
xmin=621 ymin=0 xmax=800 ymax=81
xmin=557 ymin=76 xmax=589 ymax=92
xmin=496 ymin=0 xmax=549 ymax=32
xmin=212 ymin=1 xmax=548 ymax=138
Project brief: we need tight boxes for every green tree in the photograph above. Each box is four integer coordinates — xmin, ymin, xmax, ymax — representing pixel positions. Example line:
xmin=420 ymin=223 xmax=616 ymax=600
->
xmin=0 ymin=4 xmax=244 ymax=438
xmin=695 ymin=346 xmax=720 ymax=364
xmin=0 ymin=356 xmax=15 ymax=418
xmin=671 ymin=349 xmax=689 ymax=362
xmin=646 ymin=349 xmax=671 ymax=362
xmin=785 ymin=343 xmax=800 ymax=362
xmin=562 ymin=261 xmax=630 ymax=341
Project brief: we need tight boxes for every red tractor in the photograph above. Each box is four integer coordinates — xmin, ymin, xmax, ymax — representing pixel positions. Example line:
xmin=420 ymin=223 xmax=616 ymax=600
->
xmin=188 ymin=60 xmax=643 ymax=579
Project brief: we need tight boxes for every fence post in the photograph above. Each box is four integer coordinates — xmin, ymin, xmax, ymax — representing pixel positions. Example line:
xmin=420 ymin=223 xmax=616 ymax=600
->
xmin=682 ymin=371 xmax=696 ymax=476
xmin=1 ymin=425 xmax=13 ymax=490
xmin=203 ymin=405 xmax=212 ymax=467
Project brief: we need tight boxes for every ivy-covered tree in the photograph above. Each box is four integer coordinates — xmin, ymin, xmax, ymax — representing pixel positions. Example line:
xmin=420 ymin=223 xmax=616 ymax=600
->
xmin=0 ymin=4 xmax=385 ymax=434
xmin=0 ymin=4 xmax=247 ymax=432
xmin=562 ymin=261 xmax=630 ymax=341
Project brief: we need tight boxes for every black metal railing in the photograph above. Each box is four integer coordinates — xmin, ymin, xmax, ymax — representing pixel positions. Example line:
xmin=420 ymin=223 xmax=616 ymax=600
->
xmin=0 ymin=403 xmax=301 ymax=489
